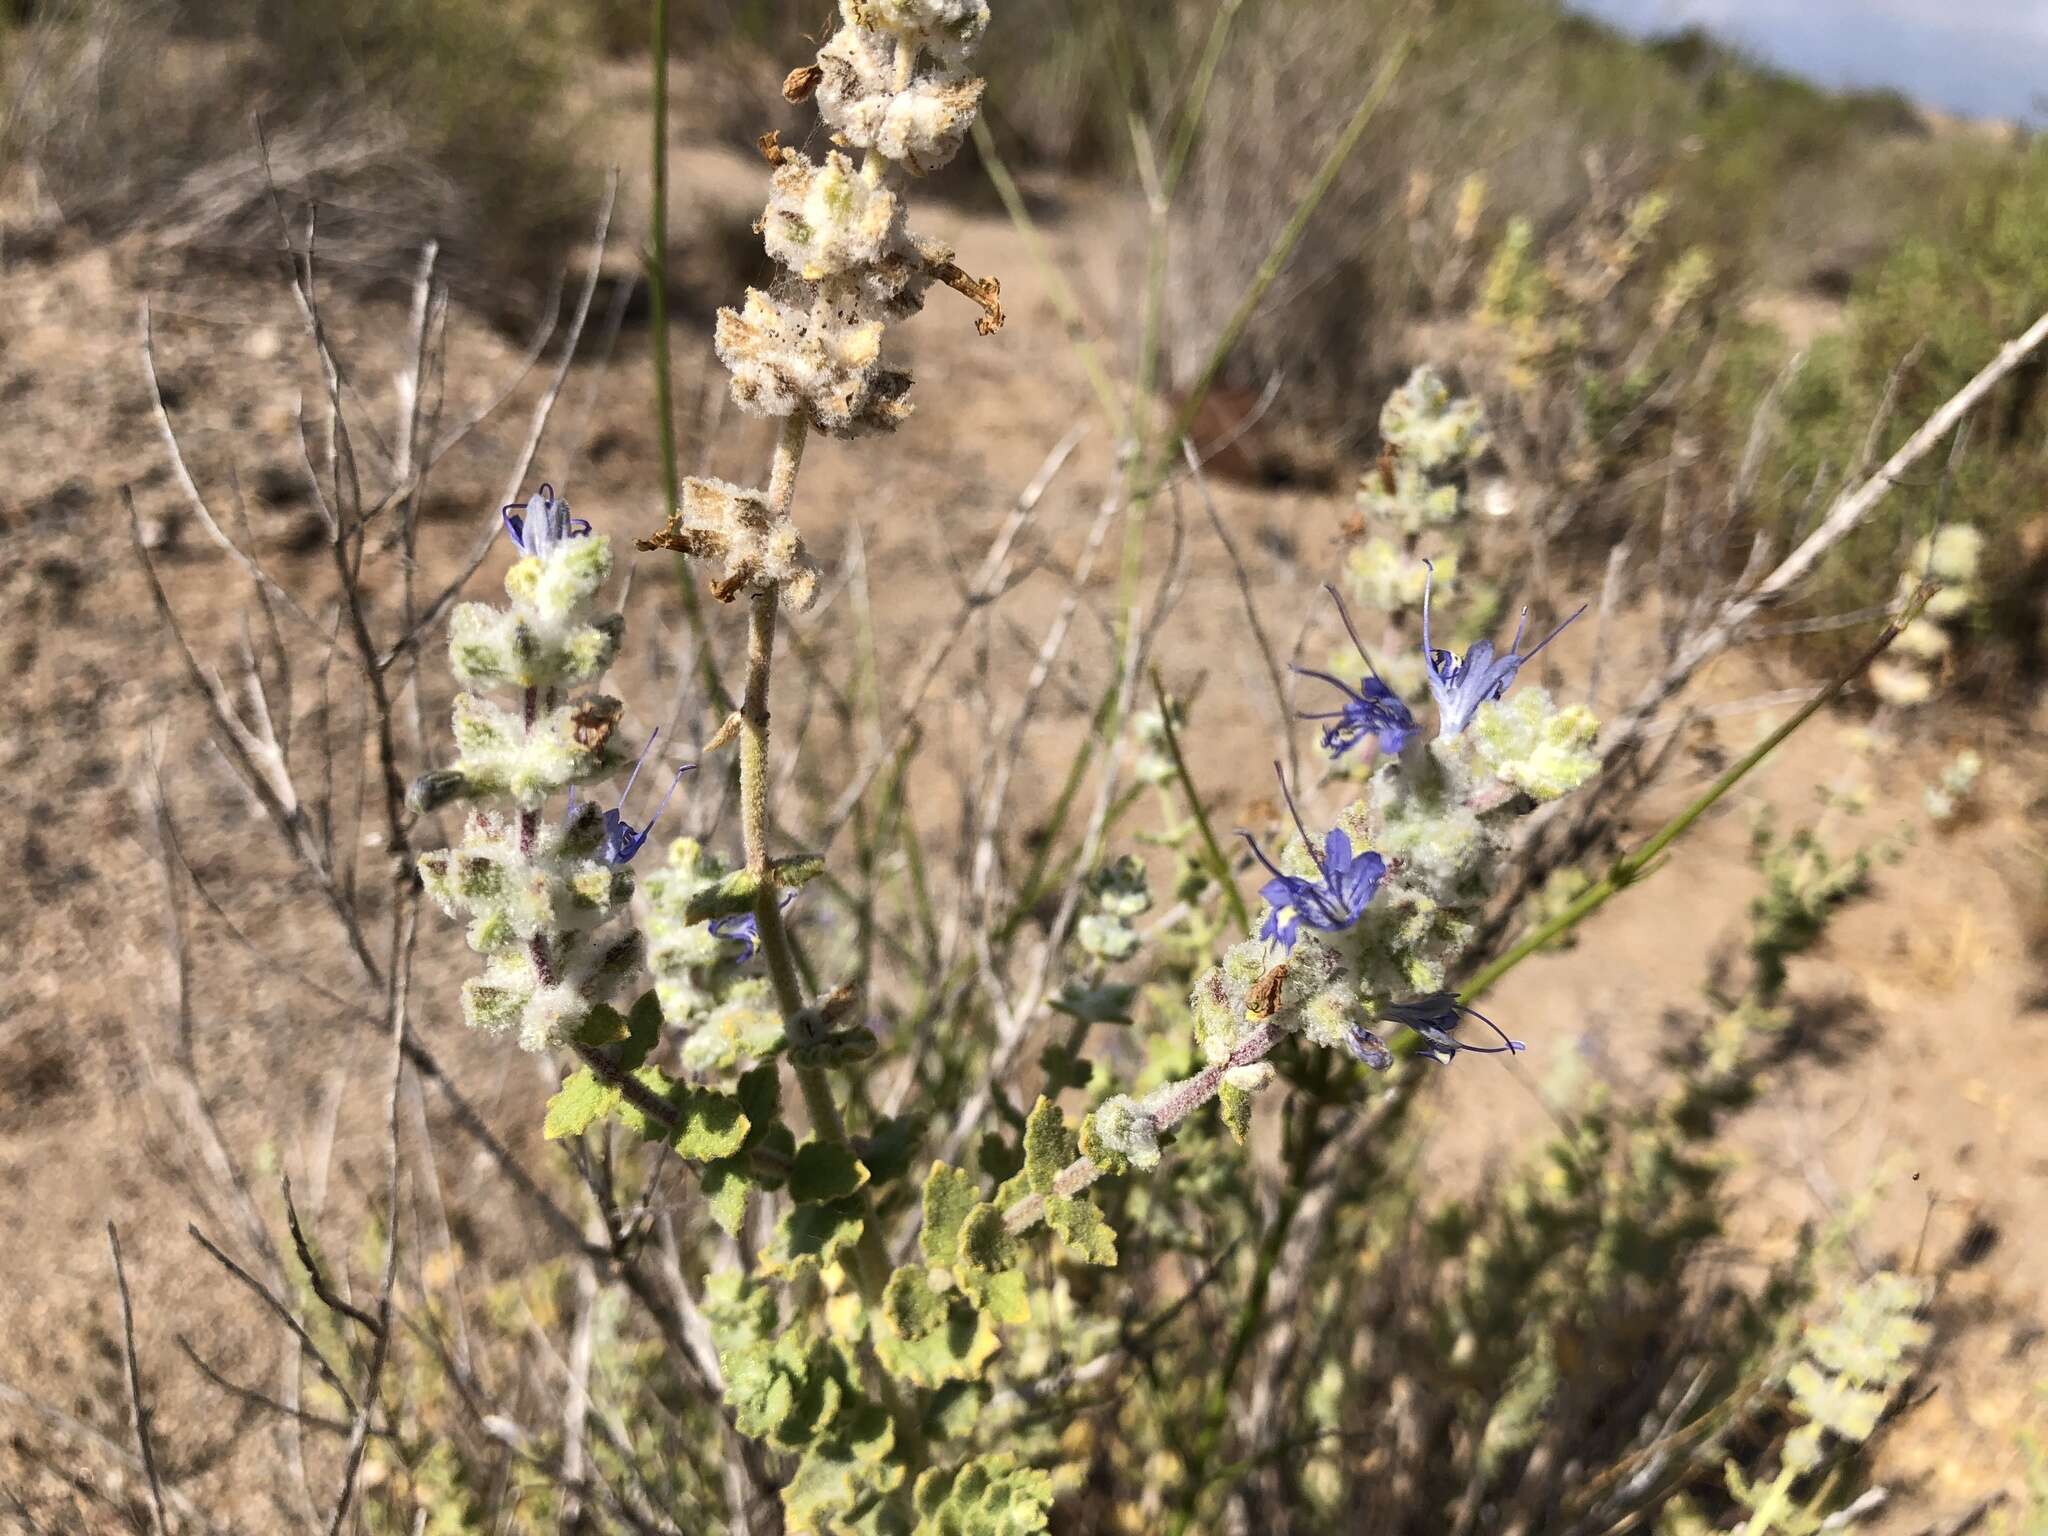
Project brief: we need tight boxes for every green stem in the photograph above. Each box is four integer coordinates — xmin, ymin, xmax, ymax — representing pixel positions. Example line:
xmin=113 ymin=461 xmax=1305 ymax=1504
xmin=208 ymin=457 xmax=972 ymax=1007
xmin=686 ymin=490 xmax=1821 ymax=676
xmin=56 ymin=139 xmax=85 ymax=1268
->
xmin=1149 ymin=669 xmax=1251 ymax=934
xmin=737 ymin=414 xmax=921 ymax=1463
xmin=1161 ymin=30 xmax=1414 ymax=479
xmin=1459 ymin=585 xmax=1934 ymax=1006
xmin=648 ymin=0 xmax=729 ymax=713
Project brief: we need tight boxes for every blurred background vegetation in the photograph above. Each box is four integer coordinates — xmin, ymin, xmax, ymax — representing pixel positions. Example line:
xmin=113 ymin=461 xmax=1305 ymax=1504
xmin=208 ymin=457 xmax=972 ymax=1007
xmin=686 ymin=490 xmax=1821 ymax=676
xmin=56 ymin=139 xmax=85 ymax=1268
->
xmin=16 ymin=0 xmax=2035 ymax=686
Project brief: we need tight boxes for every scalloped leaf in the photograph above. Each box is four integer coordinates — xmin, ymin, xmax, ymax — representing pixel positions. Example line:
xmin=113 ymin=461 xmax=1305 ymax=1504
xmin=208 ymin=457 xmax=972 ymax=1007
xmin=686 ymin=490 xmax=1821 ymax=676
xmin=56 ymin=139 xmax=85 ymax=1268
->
xmin=764 ymin=1198 xmax=866 ymax=1279
xmin=791 ymin=1141 xmax=871 ymax=1204
xmin=671 ymin=1087 xmax=752 ymax=1161
xmin=875 ymin=1297 xmax=1001 ymax=1388
xmin=543 ymin=1070 xmax=617 ymax=1141
xmin=1045 ymin=1195 xmax=1117 ymax=1267
xmin=920 ymin=1163 xmax=979 ymax=1268
xmin=1022 ymin=1097 xmax=1076 ymax=1197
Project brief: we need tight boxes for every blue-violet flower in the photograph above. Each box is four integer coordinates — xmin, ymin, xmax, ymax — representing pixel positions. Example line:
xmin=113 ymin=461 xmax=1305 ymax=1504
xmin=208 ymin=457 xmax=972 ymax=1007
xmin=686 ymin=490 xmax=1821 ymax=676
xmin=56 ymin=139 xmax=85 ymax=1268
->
xmin=595 ymin=729 xmax=694 ymax=866
xmin=1368 ymin=992 xmax=1525 ymax=1066
xmin=502 ymin=483 xmax=591 ymax=560
xmin=1296 ymin=582 xmax=1417 ymax=759
xmin=710 ymin=893 xmax=798 ymax=964
xmin=1421 ymin=560 xmax=1584 ymax=735
xmin=1241 ymin=765 xmax=1386 ymax=950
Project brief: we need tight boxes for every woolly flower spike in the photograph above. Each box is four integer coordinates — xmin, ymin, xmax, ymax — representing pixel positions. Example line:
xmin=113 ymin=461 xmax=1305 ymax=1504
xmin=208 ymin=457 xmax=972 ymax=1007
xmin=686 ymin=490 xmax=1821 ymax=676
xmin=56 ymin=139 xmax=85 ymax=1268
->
xmin=638 ymin=476 xmax=823 ymax=612
xmin=1378 ymin=365 xmax=1489 ymax=475
xmin=501 ymin=483 xmax=590 ymax=560
xmin=815 ymin=24 xmax=986 ymax=171
xmin=1422 ymin=560 xmax=1584 ymax=736
xmin=714 ymin=287 xmax=910 ymax=435
xmin=1297 ymin=583 xmax=1417 ymax=761
xmin=1369 ymin=993 xmax=1525 ymax=1067
xmin=413 ymin=485 xmax=647 ymax=1051
xmin=761 ymin=149 xmax=904 ymax=282
xmin=1241 ymin=765 xmax=1386 ymax=951
xmin=710 ymin=893 xmax=799 ymax=964
xmin=596 ymin=730 xmax=695 ymax=866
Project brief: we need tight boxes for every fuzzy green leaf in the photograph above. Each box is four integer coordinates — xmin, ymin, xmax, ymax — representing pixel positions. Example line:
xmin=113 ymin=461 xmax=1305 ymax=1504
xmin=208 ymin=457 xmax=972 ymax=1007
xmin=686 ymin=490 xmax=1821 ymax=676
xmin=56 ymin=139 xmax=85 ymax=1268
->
xmin=764 ymin=1198 xmax=866 ymax=1279
xmin=1045 ymin=1195 xmax=1117 ymax=1267
xmin=1022 ymin=1097 xmax=1077 ymax=1197
xmin=920 ymin=1163 xmax=979 ymax=1268
xmin=883 ymin=1266 xmax=950 ymax=1341
xmin=570 ymin=1003 xmax=629 ymax=1047
xmin=790 ymin=1141 xmax=871 ymax=1204
xmin=956 ymin=1203 xmax=1019 ymax=1277
xmin=875 ymin=1296 xmax=1001 ymax=1388
xmin=543 ymin=1070 xmax=617 ymax=1141
xmin=672 ymin=1088 xmax=752 ymax=1161
xmin=963 ymin=1266 xmax=1029 ymax=1327
xmin=701 ymin=1159 xmax=756 ymax=1236
xmin=1219 ymin=1080 xmax=1255 ymax=1147
xmin=912 ymin=1453 xmax=1054 ymax=1535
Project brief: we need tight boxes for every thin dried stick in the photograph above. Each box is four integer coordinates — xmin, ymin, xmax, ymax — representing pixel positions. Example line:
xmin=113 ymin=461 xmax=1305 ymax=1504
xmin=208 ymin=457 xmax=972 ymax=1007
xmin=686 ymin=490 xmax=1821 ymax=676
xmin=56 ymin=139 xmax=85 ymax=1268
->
xmin=106 ymin=1224 xmax=169 ymax=1536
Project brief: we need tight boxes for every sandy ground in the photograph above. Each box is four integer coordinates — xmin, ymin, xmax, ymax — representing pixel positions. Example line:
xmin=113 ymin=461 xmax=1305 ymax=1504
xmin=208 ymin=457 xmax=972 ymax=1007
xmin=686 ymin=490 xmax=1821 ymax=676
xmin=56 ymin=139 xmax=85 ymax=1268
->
xmin=3 ymin=63 xmax=2047 ymax=1532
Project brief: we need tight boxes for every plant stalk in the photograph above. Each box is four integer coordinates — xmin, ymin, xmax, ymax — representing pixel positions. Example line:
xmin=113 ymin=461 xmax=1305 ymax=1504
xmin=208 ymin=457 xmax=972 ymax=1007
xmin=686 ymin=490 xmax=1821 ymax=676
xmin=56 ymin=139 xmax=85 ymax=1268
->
xmin=1458 ymin=584 xmax=1935 ymax=1005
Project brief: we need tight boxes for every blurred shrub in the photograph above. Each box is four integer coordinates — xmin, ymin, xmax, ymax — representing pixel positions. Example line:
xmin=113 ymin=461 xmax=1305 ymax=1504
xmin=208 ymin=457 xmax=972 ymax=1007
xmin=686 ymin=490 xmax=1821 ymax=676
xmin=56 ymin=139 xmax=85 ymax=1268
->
xmin=1750 ymin=141 xmax=2048 ymax=689
xmin=0 ymin=0 xmax=591 ymax=296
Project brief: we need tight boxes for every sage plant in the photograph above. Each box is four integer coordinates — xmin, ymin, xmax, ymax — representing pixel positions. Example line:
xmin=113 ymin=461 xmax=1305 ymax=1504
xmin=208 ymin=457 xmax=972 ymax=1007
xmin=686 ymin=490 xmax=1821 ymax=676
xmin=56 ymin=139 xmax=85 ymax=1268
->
xmin=401 ymin=5 xmax=1610 ymax=1527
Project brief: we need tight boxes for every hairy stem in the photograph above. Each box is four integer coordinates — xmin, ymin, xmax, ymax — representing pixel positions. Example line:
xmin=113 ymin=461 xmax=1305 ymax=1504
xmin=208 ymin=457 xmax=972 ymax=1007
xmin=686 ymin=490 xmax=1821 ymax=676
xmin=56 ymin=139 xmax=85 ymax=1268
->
xmin=1001 ymin=1021 xmax=1285 ymax=1235
xmin=736 ymin=413 xmax=917 ymax=1458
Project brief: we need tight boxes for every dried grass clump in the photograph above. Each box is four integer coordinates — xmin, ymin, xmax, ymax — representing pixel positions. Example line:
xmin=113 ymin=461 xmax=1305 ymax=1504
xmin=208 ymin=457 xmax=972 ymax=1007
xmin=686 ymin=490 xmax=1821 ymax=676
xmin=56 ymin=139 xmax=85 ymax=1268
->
xmin=0 ymin=0 xmax=589 ymax=299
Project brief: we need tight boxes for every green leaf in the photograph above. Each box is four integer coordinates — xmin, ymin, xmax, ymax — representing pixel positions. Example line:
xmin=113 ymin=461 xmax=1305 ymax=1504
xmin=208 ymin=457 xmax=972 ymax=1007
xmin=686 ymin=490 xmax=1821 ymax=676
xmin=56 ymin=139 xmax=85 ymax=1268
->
xmin=1022 ymin=1097 xmax=1077 ymax=1197
xmin=882 ymin=1266 xmax=950 ymax=1341
xmin=701 ymin=1158 xmax=756 ymax=1236
xmin=543 ymin=1070 xmax=617 ymax=1141
xmin=1219 ymin=1080 xmax=1254 ymax=1147
xmin=570 ymin=1003 xmax=629 ymax=1048
xmin=672 ymin=1088 xmax=752 ymax=1161
xmin=621 ymin=988 xmax=665 ymax=1068
xmin=790 ymin=1141 xmax=871 ymax=1204
xmin=680 ymin=855 xmax=828 ymax=923
xmin=920 ymin=1163 xmax=979 ymax=1268
xmin=615 ymin=1065 xmax=683 ymax=1141
xmin=875 ymin=1296 xmax=1001 ymax=1388
xmin=1049 ymin=981 xmax=1137 ymax=1025
xmin=1045 ymin=1195 xmax=1117 ymax=1267
xmin=764 ymin=1198 xmax=866 ymax=1279
xmin=963 ymin=1266 xmax=1029 ymax=1327
xmin=956 ymin=1203 xmax=1019 ymax=1277
xmin=911 ymin=1453 xmax=1054 ymax=1535
xmin=854 ymin=1113 xmax=926 ymax=1188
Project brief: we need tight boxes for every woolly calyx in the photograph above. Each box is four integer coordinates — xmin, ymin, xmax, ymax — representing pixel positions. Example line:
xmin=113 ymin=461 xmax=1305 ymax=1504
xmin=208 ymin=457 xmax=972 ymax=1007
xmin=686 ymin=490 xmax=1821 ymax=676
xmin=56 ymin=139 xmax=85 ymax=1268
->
xmin=638 ymin=476 xmax=822 ymax=612
xmin=761 ymin=149 xmax=904 ymax=282
xmin=1461 ymin=687 xmax=1600 ymax=802
xmin=1086 ymin=1094 xmax=1161 ymax=1173
xmin=814 ymin=27 xmax=986 ymax=172
xmin=714 ymin=286 xmax=911 ymax=437
xmin=449 ymin=534 xmax=621 ymax=691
